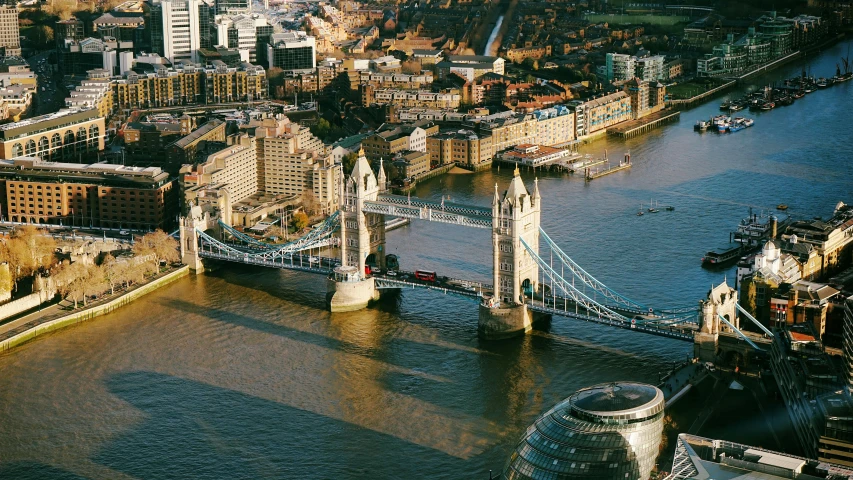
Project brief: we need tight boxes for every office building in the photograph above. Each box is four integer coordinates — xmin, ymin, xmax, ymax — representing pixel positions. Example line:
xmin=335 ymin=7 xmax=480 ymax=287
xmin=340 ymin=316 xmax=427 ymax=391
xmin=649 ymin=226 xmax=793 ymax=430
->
xmin=391 ymin=150 xmax=429 ymax=179
xmin=249 ymin=117 xmax=339 ymax=213
xmin=780 ymin=203 xmax=853 ymax=279
xmin=154 ymin=0 xmax=202 ymax=62
xmin=664 ymin=434 xmax=853 ymax=480
xmin=60 ymin=37 xmax=134 ymax=76
xmin=636 ymin=55 xmax=666 ymax=82
xmin=267 ymin=32 xmax=316 ymax=71
xmin=215 ymin=0 xmax=249 ymax=15
xmin=110 ymin=62 xmax=266 ymax=114
xmin=0 ymin=157 xmax=177 ymax=230
xmin=568 ymin=92 xmax=632 ymax=138
xmin=55 ymin=18 xmax=85 ymax=47
xmin=165 ymin=119 xmax=227 ymax=172
xmin=503 ymin=382 xmax=664 ymax=480
xmin=0 ymin=6 xmax=20 ymax=57
xmin=0 ymin=109 xmax=105 ymax=161
xmin=65 ymin=70 xmax=114 ymax=119
xmin=213 ymin=14 xmax=270 ymax=63
xmin=361 ymin=125 xmax=426 ymax=161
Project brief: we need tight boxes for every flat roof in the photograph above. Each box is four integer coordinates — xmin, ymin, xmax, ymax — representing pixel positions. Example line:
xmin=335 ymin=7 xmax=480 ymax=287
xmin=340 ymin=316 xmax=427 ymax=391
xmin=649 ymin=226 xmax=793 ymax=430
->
xmin=0 ymin=109 xmax=100 ymax=140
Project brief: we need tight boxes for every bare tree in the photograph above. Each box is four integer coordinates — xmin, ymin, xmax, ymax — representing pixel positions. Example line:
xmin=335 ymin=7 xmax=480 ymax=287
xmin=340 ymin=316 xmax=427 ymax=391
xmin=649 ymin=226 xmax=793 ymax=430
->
xmin=133 ymin=230 xmax=180 ymax=271
xmin=0 ymin=263 xmax=12 ymax=297
xmin=100 ymin=254 xmax=121 ymax=295
xmin=54 ymin=262 xmax=88 ymax=309
xmin=82 ymin=264 xmax=106 ymax=304
xmin=301 ymin=189 xmax=320 ymax=217
xmin=11 ymin=225 xmax=57 ymax=273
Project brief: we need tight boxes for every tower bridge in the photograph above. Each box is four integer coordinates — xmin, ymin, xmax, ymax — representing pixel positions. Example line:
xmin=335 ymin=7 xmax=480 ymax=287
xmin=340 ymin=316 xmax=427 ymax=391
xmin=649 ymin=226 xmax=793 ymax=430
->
xmin=179 ymin=149 xmax=769 ymax=361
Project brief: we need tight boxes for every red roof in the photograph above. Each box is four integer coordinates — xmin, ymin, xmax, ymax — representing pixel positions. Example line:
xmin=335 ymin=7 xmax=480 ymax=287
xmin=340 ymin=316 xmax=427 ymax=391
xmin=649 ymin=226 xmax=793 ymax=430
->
xmin=790 ymin=332 xmax=815 ymax=342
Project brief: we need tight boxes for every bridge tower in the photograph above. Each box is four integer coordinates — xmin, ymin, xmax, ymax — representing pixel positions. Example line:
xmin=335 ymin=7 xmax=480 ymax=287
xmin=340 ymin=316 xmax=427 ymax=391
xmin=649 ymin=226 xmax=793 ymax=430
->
xmin=179 ymin=214 xmax=204 ymax=273
xmin=694 ymin=281 xmax=740 ymax=362
xmin=327 ymin=147 xmax=385 ymax=312
xmin=479 ymin=166 xmax=544 ymax=339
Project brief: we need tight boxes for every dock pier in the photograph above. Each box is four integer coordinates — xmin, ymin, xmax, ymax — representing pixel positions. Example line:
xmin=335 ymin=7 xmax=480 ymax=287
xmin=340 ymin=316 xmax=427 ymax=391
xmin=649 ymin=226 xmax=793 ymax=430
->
xmin=585 ymin=153 xmax=632 ymax=181
xmin=609 ymin=110 xmax=681 ymax=139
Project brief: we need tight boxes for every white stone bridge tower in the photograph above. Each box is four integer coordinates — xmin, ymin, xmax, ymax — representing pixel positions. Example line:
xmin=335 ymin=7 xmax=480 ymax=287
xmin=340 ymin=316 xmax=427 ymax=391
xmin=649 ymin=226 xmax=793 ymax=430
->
xmin=480 ymin=167 xmax=545 ymax=339
xmin=694 ymin=281 xmax=740 ymax=362
xmin=327 ymin=148 xmax=386 ymax=312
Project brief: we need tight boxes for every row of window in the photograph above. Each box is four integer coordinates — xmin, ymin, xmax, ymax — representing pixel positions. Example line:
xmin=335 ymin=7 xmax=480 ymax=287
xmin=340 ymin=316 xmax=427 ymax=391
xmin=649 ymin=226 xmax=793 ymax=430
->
xmin=9 ymin=126 xmax=100 ymax=157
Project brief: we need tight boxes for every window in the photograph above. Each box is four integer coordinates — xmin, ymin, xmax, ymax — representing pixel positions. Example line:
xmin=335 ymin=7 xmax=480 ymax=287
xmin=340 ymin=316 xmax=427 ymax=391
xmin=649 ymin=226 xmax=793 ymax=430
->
xmin=25 ymin=139 xmax=35 ymax=155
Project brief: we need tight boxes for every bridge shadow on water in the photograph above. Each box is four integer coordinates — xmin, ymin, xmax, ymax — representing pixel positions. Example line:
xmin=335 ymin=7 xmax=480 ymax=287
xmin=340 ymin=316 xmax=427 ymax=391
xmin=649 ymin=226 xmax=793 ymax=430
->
xmin=203 ymin=263 xmax=330 ymax=312
xmin=155 ymin=297 xmax=530 ymax=419
xmin=93 ymin=370 xmax=472 ymax=479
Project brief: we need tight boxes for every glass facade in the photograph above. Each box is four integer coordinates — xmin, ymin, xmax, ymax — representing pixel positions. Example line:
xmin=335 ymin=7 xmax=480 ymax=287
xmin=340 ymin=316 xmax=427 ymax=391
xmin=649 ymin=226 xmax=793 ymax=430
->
xmin=269 ymin=45 xmax=314 ymax=71
xmin=503 ymin=382 xmax=664 ymax=480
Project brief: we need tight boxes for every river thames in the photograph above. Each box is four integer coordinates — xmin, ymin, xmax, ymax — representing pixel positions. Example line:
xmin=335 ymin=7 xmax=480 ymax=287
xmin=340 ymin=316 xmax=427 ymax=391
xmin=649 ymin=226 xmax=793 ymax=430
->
xmin=1 ymin=41 xmax=852 ymax=479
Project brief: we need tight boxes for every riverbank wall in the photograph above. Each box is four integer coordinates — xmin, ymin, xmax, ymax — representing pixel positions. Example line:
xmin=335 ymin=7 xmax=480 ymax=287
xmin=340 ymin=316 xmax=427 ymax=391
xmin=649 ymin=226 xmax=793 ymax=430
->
xmin=667 ymin=80 xmax=737 ymax=108
xmin=0 ymin=266 xmax=189 ymax=353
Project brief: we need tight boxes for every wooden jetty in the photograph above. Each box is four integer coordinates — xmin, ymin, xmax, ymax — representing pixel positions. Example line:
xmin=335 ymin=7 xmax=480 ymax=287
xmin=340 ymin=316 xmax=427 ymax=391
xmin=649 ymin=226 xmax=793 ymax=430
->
xmin=585 ymin=153 xmax=632 ymax=181
xmin=608 ymin=110 xmax=681 ymax=138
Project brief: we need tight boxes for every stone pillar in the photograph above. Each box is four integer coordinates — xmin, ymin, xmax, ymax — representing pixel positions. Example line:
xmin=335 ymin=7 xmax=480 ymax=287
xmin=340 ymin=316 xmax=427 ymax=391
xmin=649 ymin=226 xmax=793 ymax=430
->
xmin=327 ymin=265 xmax=379 ymax=312
xmin=478 ymin=302 xmax=533 ymax=340
xmin=179 ymin=218 xmax=204 ymax=273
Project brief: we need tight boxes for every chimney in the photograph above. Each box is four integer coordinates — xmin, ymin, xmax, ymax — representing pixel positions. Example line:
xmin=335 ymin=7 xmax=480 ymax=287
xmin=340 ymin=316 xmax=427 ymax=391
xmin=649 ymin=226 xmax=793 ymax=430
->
xmin=771 ymin=215 xmax=778 ymax=239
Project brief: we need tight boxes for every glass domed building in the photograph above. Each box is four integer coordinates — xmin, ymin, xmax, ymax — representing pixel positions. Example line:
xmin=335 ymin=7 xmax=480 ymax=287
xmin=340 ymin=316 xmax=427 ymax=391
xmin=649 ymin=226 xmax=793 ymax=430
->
xmin=503 ymin=382 xmax=665 ymax=480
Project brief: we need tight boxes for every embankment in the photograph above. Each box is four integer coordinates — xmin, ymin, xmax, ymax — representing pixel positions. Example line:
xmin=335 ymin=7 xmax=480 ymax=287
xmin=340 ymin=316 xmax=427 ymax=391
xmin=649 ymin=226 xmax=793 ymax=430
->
xmin=0 ymin=266 xmax=189 ymax=353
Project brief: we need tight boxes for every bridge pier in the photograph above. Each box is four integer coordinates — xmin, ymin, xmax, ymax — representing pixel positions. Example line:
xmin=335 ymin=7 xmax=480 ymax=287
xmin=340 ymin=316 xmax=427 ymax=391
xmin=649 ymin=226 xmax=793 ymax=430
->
xmin=478 ymin=303 xmax=533 ymax=340
xmin=327 ymin=266 xmax=379 ymax=312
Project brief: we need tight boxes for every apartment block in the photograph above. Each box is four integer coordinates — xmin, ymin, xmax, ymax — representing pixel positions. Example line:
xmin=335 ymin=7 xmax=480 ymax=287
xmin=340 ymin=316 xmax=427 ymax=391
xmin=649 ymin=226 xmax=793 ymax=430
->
xmin=0 ymin=6 xmax=20 ymax=57
xmin=181 ymin=134 xmax=258 ymax=210
xmin=0 ymin=157 xmax=177 ymax=230
xmin=0 ymin=109 xmax=105 ymax=161
xmin=427 ymin=130 xmax=492 ymax=167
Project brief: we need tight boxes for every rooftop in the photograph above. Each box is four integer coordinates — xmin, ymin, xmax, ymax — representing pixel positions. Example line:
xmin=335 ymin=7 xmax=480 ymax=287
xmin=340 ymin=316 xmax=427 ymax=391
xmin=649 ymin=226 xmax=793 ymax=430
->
xmin=665 ymin=434 xmax=853 ymax=480
xmin=571 ymin=382 xmax=661 ymax=415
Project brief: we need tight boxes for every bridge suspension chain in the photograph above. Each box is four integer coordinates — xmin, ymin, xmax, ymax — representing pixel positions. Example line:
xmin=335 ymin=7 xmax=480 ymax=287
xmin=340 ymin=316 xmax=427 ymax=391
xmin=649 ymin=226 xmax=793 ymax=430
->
xmin=521 ymin=238 xmax=632 ymax=325
xmin=197 ymin=211 xmax=340 ymax=260
xmin=539 ymin=227 xmax=699 ymax=316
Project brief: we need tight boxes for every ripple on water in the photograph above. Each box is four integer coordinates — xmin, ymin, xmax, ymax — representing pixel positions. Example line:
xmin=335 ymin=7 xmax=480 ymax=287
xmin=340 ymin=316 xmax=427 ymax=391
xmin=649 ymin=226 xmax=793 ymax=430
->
xmin=1 ymin=41 xmax=853 ymax=479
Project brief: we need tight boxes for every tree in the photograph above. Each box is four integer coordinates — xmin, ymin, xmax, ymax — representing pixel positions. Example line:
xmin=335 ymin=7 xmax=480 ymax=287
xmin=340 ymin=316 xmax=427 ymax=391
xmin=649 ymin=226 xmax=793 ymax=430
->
xmin=0 ymin=263 xmax=12 ymax=297
xmin=54 ymin=262 xmax=88 ymax=308
xmin=291 ymin=211 xmax=309 ymax=232
xmin=301 ymin=189 xmax=319 ymax=217
xmin=744 ymin=278 xmax=757 ymax=318
xmin=133 ymin=230 xmax=180 ymax=270
xmin=100 ymin=254 xmax=122 ymax=295
xmin=311 ymin=118 xmax=331 ymax=140
xmin=29 ymin=25 xmax=54 ymax=47
xmin=11 ymin=225 xmax=57 ymax=273
xmin=342 ymin=152 xmax=359 ymax=175
xmin=267 ymin=67 xmax=285 ymax=99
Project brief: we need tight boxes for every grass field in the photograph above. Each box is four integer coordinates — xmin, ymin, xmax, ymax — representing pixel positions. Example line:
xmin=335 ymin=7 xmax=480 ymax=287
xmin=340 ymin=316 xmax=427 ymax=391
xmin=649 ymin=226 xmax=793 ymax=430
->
xmin=667 ymin=78 xmax=729 ymax=100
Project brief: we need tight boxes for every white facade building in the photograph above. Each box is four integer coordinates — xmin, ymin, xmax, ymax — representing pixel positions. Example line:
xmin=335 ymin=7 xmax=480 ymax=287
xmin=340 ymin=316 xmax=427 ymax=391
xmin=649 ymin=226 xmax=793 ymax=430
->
xmin=160 ymin=0 xmax=202 ymax=62
xmin=606 ymin=53 xmax=636 ymax=82
xmin=636 ymin=55 xmax=666 ymax=82
xmin=214 ymin=14 xmax=269 ymax=63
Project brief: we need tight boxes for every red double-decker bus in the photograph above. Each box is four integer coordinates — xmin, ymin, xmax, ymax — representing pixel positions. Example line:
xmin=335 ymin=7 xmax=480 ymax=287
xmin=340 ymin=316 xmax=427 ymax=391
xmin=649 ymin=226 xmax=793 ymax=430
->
xmin=414 ymin=270 xmax=437 ymax=282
